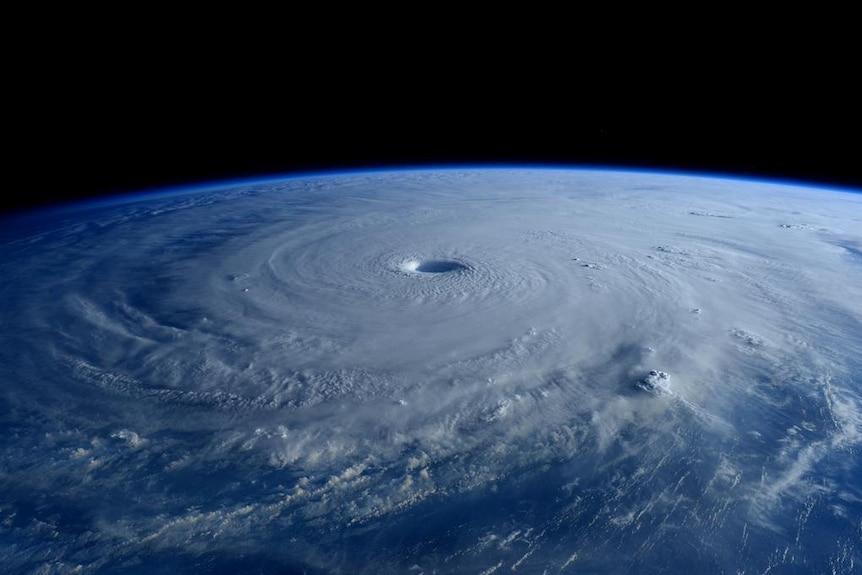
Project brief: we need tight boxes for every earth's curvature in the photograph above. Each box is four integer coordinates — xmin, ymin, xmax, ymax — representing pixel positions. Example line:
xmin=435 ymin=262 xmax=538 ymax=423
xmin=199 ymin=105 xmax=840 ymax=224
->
xmin=1 ymin=168 xmax=860 ymax=574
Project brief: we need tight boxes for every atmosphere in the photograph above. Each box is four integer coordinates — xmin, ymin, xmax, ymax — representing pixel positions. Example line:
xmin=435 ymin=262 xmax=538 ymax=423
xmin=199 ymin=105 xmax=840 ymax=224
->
xmin=11 ymin=99 xmax=862 ymax=215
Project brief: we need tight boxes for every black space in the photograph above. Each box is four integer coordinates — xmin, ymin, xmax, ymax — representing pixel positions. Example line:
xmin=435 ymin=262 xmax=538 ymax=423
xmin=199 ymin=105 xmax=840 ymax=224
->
xmin=8 ymin=38 xmax=862 ymax=216
xmin=13 ymin=112 xmax=859 ymax=216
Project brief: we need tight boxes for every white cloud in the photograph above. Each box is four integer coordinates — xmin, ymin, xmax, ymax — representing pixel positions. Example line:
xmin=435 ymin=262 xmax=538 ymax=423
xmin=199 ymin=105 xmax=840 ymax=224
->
xmin=3 ymin=169 xmax=861 ymax=573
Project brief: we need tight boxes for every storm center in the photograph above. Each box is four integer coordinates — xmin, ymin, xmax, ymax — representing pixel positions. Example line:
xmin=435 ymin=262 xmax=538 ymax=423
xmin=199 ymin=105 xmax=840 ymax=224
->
xmin=403 ymin=259 xmax=467 ymax=274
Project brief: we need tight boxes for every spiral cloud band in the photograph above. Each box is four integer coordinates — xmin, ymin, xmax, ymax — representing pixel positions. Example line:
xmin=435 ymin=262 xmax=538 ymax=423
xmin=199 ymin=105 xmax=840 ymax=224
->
xmin=1 ymin=169 xmax=860 ymax=573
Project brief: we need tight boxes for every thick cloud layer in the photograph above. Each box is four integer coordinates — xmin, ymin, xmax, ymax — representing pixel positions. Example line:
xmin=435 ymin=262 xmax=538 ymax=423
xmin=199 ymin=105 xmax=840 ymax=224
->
xmin=1 ymin=169 xmax=860 ymax=574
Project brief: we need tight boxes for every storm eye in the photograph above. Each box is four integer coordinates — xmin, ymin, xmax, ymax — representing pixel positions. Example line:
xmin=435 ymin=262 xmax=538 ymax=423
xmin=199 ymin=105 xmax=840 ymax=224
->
xmin=403 ymin=259 xmax=468 ymax=274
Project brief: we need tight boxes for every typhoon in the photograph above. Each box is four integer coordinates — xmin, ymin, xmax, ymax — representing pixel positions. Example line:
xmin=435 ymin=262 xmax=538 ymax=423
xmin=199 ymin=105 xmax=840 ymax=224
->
xmin=1 ymin=168 xmax=861 ymax=574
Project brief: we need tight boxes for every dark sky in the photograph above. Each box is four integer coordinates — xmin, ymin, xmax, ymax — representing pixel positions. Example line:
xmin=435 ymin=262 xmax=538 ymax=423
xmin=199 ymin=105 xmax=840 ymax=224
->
xmin=14 ymin=110 xmax=860 ymax=216
xmin=9 ymin=36 xmax=861 ymax=216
